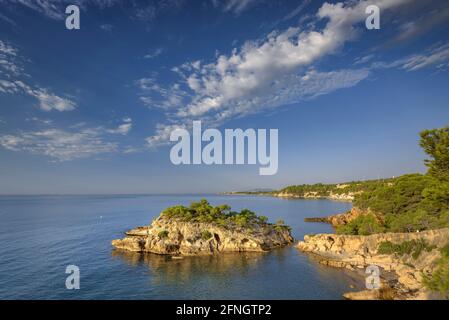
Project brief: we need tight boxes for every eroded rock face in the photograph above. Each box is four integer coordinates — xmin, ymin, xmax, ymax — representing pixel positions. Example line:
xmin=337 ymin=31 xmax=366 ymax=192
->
xmin=297 ymin=228 xmax=449 ymax=299
xmin=304 ymin=207 xmax=368 ymax=227
xmin=112 ymin=215 xmax=293 ymax=256
xmin=326 ymin=207 xmax=367 ymax=226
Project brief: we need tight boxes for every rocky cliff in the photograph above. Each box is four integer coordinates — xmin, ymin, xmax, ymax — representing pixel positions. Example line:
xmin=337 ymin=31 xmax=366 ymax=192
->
xmin=304 ymin=207 xmax=367 ymax=226
xmin=112 ymin=215 xmax=294 ymax=256
xmin=297 ymin=228 xmax=449 ymax=299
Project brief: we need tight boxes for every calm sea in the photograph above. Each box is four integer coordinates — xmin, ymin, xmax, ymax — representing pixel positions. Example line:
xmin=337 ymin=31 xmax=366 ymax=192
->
xmin=0 ymin=194 xmax=363 ymax=299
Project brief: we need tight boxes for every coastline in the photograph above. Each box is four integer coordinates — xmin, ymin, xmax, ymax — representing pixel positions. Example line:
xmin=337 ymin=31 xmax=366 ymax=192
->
xmin=225 ymin=192 xmax=447 ymax=299
xmin=221 ymin=191 xmax=354 ymax=202
xmin=297 ymin=228 xmax=449 ymax=299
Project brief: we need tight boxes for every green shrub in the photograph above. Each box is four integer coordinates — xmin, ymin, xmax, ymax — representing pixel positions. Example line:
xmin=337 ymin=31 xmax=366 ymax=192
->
xmin=275 ymin=219 xmax=285 ymax=225
xmin=160 ymin=199 xmax=276 ymax=229
xmin=201 ymin=230 xmax=212 ymax=240
xmin=440 ymin=242 xmax=449 ymax=259
xmin=336 ymin=214 xmax=385 ymax=235
xmin=158 ymin=230 xmax=169 ymax=239
xmin=377 ymin=239 xmax=436 ymax=259
xmin=423 ymin=241 xmax=449 ymax=298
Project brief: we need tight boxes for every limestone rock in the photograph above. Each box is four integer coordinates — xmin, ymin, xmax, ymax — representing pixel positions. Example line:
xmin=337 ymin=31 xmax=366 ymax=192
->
xmin=112 ymin=215 xmax=293 ymax=256
xmin=297 ymin=228 xmax=449 ymax=299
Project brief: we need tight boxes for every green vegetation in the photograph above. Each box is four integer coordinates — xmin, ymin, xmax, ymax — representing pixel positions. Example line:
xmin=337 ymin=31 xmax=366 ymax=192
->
xmin=158 ymin=230 xmax=169 ymax=239
xmin=420 ymin=127 xmax=449 ymax=181
xmin=201 ymin=230 xmax=212 ymax=240
xmin=161 ymin=199 xmax=274 ymax=229
xmin=423 ymin=242 xmax=449 ymax=298
xmin=336 ymin=214 xmax=385 ymax=235
xmin=270 ymin=127 xmax=449 ymax=235
xmin=353 ymin=174 xmax=449 ymax=233
xmin=274 ymin=219 xmax=291 ymax=232
xmin=275 ymin=219 xmax=285 ymax=225
xmin=377 ymin=240 xmax=436 ymax=259
xmin=278 ymin=178 xmax=395 ymax=198
xmin=341 ymin=127 xmax=449 ymax=234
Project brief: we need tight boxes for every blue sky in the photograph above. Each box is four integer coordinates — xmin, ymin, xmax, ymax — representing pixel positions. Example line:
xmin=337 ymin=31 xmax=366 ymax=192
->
xmin=0 ymin=0 xmax=449 ymax=194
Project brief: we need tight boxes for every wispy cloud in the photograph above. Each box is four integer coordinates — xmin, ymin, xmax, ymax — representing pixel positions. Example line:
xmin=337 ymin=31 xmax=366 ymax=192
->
xmin=0 ymin=127 xmax=117 ymax=161
xmin=0 ymin=40 xmax=23 ymax=77
xmin=0 ymin=118 xmax=133 ymax=161
xmin=143 ymin=0 xmax=409 ymax=146
xmin=0 ymin=40 xmax=76 ymax=111
xmin=107 ymin=118 xmax=133 ymax=135
xmin=212 ymin=0 xmax=260 ymax=14
xmin=354 ymin=54 xmax=376 ymax=65
xmin=144 ymin=48 xmax=163 ymax=59
xmin=370 ymin=42 xmax=449 ymax=72
xmin=137 ymin=76 xmax=190 ymax=110
xmin=389 ymin=1 xmax=449 ymax=44
xmin=26 ymin=117 xmax=53 ymax=125
xmin=0 ymin=80 xmax=76 ymax=111
xmin=401 ymin=43 xmax=449 ymax=71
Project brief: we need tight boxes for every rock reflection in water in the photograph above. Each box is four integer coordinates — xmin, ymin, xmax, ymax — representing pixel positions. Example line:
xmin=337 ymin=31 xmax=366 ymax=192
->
xmin=112 ymin=248 xmax=286 ymax=285
xmin=297 ymin=251 xmax=366 ymax=292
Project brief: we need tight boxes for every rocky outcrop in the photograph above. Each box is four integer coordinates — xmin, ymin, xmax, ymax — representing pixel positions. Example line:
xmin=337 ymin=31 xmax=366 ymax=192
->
xmin=297 ymin=228 xmax=449 ymax=299
xmin=112 ymin=215 xmax=293 ymax=256
xmin=327 ymin=207 xmax=369 ymax=226
xmin=304 ymin=207 xmax=366 ymax=226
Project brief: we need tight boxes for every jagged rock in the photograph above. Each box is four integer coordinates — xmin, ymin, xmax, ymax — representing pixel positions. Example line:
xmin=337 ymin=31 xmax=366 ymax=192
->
xmin=304 ymin=207 xmax=371 ymax=227
xmin=112 ymin=214 xmax=293 ymax=256
xmin=297 ymin=228 xmax=449 ymax=299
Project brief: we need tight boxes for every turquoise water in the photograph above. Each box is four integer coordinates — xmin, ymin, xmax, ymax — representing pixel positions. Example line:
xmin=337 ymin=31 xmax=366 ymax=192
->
xmin=0 ymin=194 xmax=362 ymax=299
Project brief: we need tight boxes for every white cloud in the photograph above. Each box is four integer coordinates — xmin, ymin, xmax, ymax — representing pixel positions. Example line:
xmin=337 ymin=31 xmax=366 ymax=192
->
xmin=0 ymin=80 xmax=76 ymax=111
xmin=26 ymin=117 xmax=53 ymax=125
xmin=144 ymin=0 xmax=409 ymax=146
xmin=354 ymin=54 xmax=376 ymax=65
xmin=0 ymin=40 xmax=23 ymax=77
xmin=212 ymin=0 xmax=260 ymax=14
xmin=144 ymin=48 xmax=163 ymax=59
xmin=370 ymin=42 xmax=449 ymax=72
xmin=107 ymin=118 xmax=133 ymax=135
xmin=146 ymin=123 xmax=187 ymax=147
xmin=0 ymin=127 xmax=118 ymax=161
xmin=0 ymin=118 xmax=136 ymax=161
xmin=0 ymin=41 xmax=76 ymax=111
xmin=30 ymin=88 xmax=76 ymax=111
xmin=137 ymin=77 xmax=190 ymax=110
xmin=401 ymin=43 xmax=449 ymax=71
xmin=0 ymin=40 xmax=17 ymax=57
xmin=178 ymin=0 xmax=408 ymax=118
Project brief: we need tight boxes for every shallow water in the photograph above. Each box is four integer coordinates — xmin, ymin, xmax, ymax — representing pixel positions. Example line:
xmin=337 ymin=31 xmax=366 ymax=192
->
xmin=0 ymin=194 xmax=362 ymax=299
